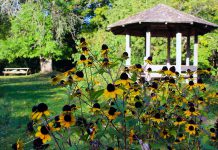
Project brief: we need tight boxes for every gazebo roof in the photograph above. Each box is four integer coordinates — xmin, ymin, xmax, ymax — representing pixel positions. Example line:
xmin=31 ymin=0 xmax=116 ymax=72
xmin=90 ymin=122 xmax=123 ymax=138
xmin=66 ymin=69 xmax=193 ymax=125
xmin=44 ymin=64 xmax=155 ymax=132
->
xmin=108 ymin=4 xmax=218 ymax=37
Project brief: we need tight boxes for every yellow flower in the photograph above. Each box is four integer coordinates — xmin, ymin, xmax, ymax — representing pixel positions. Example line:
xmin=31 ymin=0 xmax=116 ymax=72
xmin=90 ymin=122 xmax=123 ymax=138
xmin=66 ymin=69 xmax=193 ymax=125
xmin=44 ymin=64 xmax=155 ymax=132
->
xmin=185 ymin=124 xmax=196 ymax=135
xmin=144 ymin=56 xmax=152 ymax=64
xmin=90 ymin=103 xmax=101 ymax=113
xmin=115 ymin=72 xmax=133 ymax=88
xmin=151 ymin=113 xmax=164 ymax=124
xmin=88 ymin=126 xmax=97 ymax=141
xmin=104 ymin=84 xmax=123 ymax=99
xmin=187 ymin=81 xmax=195 ymax=90
xmin=105 ymin=107 xmax=121 ymax=121
xmin=31 ymin=103 xmax=50 ymax=120
xmin=184 ymin=107 xmax=199 ymax=117
xmin=59 ymin=113 xmax=76 ymax=128
xmin=178 ymin=133 xmax=185 ymax=141
xmin=130 ymin=64 xmax=143 ymax=72
xmin=79 ymin=54 xmax=89 ymax=64
xmin=12 ymin=139 xmax=24 ymax=150
xmin=101 ymin=44 xmax=109 ymax=57
xmin=174 ymin=116 xmax=186 ymax=126
xmin=73 ymin=71 xmax=84 ymax=81
xmin=160 ymin=129 xmax=170 ymax=139
xmin=101 ymin=58 xmax=112 ymax=67
xmin=35 ymin=126 xmax=51 ymax=143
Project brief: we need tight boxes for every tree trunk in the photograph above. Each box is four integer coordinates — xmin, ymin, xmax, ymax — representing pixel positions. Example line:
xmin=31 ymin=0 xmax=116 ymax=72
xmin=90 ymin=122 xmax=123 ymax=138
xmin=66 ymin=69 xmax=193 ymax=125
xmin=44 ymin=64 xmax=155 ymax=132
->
xmin=40 ymin=56 xmax=53 ymax=73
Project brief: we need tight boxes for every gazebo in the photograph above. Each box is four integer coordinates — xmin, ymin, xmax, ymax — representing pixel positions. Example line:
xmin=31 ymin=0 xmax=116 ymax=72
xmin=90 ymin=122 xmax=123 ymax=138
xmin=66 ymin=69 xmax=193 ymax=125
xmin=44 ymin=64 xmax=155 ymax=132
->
xmin=107 ymin=4 xmax=218 ymax=79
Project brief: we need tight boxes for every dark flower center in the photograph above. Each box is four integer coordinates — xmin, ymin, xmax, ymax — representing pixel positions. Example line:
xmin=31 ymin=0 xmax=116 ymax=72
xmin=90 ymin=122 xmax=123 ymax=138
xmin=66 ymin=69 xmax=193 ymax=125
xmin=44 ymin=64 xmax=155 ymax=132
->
xmin=178 ymin=133 xmax=183 ymax=137
xmin=163 ymin=130 xmax=168 ymax=135
xmin=33 ymin=138 xmax=43 ymax=148
xmin=12 ymin=143 xmax=17 ymax=150
xmin=135 ymin=102 xmax=142 ymax=108
xmin=103 ymin=58 xmax=109 ymax=63
xmin=151 ymin=82 xmax=158 ymax=89
xmin=135 ymin=64 xmax=142 ymax=69
xmin=108 ymin=107 xmax=116 ymax=115
xmin=107 ymin=147 xmax=114 ymax=150
xmin=64 ymin=114 xmax=72 ymax=122
xmin=175 ymin=139 xmax=180 ymax=142
xmin=189 ymin=126 xmax=194 ymax=131
xmin=122 ymin=52 xmax=128 ymax=57
xmin=120 ymin=73 xmax=128 ymax=80
xmin=169 ymin=78 xmax=175 ymax=84
xmin=147 ymin=56 xmax=152 ymax=61
xmin=71 ymin=104 xmax=76 ymax=109
xmin=197 ymin=78 xmax=203 ymax=84
xmin=189 ymin=81 xmax=194 ymax=86
xmin=198 ymin=97 xmax=203 ymax=101
xmin=189 ymin=107 xmax=195 ymax=112
xmin=41 ymin=126 xmax=49 ymax=135
xmin=93 ymin=103 xmax=100 ymax=109
xmin=37 ymin=103 xmax=48 ymax=112
xmin=76 ymin=71 xmax=84 ymax=78
xmin=80 ymin=37 xmax=85 ymax=43
xmin=176 ymin=117 xmax=182 ymax=122
xmin=107 ymin=84 xmax=115 ymax=92
xmin=32 ymin=105 xmax=38 ymax=112
xmin=80 ymin=55 xmax=86 ymax=61
xmin=63 ymin=105 xmax=71 ymax=111
xmin=154 ymin=113 xmax=161 ymax=119
xmin=147 ymin=68 xmax=152 ymax=72
xmin=210 ymin=128 xmax=215 ymax=133
xmin=55 ymin=116 xmax=60 ymax=121
xmin=27 ymin=121 xmax=34 ymax=132
xmin=82 ymin=47 xmax=87 ymax=51
xmin=188 ymin=102 xmax=194 ymax=107
xmin=162 ymin=66 xmax=168 ymax=71
xmin=170 ymin=66 xmax=176 ymax=73
xmin=102 ymin=44 xmax=108 ymax=50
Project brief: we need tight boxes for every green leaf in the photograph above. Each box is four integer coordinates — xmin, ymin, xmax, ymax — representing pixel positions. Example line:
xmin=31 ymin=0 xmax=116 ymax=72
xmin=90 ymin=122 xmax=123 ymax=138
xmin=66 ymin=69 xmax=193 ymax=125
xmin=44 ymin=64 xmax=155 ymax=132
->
xmin=90 ymin=89 xmax=104 ymax=100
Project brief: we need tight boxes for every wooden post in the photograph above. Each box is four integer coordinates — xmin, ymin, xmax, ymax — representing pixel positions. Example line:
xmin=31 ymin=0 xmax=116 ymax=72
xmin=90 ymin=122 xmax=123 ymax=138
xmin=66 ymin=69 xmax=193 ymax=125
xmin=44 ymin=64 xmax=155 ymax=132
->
xmin=167 ymin=36 xmax=171 ymax=67
xmin=176 ymin=32 xmax=182 ymax=73
xmin=193 ymin=35 xmax=198 ymax=66
xmin=126 ymin=34 xmax=131 ymax=66
xmin=186 ymin=35 xmax=190 ymax=66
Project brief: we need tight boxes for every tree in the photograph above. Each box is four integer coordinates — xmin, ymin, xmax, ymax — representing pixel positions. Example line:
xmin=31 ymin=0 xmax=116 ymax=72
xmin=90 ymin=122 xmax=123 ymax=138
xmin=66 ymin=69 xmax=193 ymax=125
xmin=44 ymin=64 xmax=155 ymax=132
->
xmin=0 ymin=0 xmax=81 ymax=73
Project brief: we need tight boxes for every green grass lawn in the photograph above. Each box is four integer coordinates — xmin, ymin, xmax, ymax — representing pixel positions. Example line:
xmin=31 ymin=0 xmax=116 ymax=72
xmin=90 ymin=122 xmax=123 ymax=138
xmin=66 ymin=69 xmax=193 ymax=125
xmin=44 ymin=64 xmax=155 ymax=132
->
xmin=0 ymin=74 xmax=67 ymax=149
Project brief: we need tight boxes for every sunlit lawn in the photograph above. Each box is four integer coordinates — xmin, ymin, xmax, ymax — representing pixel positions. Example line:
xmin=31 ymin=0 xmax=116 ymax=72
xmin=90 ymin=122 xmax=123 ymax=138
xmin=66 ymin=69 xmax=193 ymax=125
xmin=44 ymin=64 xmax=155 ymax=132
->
xmin=0 ymin=73 xmax=67 ymax=149
xmin=0 ymin=73 xmax=217 ymax=149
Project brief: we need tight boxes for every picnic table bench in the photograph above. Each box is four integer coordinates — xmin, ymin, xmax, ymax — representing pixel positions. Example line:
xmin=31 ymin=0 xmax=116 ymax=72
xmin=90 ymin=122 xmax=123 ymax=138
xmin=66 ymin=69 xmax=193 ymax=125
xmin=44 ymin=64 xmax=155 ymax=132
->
xmin=3 ymin=68 xmax=30 ymax=76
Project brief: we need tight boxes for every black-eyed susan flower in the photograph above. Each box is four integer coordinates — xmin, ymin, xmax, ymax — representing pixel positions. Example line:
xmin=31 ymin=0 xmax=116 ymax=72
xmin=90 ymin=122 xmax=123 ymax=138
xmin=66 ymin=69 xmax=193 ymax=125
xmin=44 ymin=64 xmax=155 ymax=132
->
xmin=151 ymin=113 xmax=164 ymax=124
xmin=79 ymin=54 xmax=88 ymax=64
xmin=184 ymin=106 xmax=199 ymax=117
xmin=105 ymin=107 xmax=121 ymax=121
xmin=35 ymin=125 xmax=51 ymax=143
xmin=53 ymin=116 xmax=61 ymax=131
xmin=59 ymin=113 xmax=76 ymax=128
xmin=188 ymin=81 xmax=195 ymax=90
xmin=121 ymin=52 xmax=129 ymax=60
xmin=135 ymin=101 xmax=143 ymax=108
xmin=196 ymin=78 xmax=205 ymax=89
xmin=87 ymin=126 xmax=97 ymax=141
xmin=115 ymin=72 xmax=133 ymax=88
xmin=12 ymin=139 xmax=23 ymax=150
xmin=90 ymin=103 xmax=101 ymax=112
xmin=174 ymin=139 xmax=180 ymax=144
xmin=149 ymin=82 xmax=158 ymax=91
xmin=132 ymin=64 xmax=143 ymax=72
xmin=101 ymin=44 xmax=109 ymax=57
xmin=140 ymin=113 xmax=150 ymax=123
xmin=32 ymin=103 xmax=50 ymax=120
xmin=174 ymin=116 xmax=186 ymax=126
xmin=197 ymin=97 xmax=204 ymax=104
xmin=79 ymin=37 xmax=87 ymax=47
xmin=160 ymin=129 xmax=170 ymax=139
xmin=185 ymin=124 xmax=196 ymax=135
xmin=73 ymin=71 xmax=84 ymax=81
xmin=145 ymin=56 xmax=152 ymax=64
xmin=210 ymin=128 xmax=216 ymax=137
xmin=101 ymin=58 xmax=112 ymax=67
xmin=27 ymin=121 xmax=34 ymax=133
xmin=74 ymin=89 xmax=82 ymax=97
xmin=103 ymin=83 xmax=123 ymax=99
xmin=178 ymin=133 xmax=185 ymax=141
xmin=87 ymin=56 xmax=94 ymax=67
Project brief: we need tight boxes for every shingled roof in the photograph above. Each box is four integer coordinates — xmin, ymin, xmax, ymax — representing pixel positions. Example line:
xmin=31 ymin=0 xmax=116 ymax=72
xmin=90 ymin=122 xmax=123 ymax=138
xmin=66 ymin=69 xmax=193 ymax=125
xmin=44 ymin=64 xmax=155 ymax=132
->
xmin=108 ymin=4 xmax=218 ymax=37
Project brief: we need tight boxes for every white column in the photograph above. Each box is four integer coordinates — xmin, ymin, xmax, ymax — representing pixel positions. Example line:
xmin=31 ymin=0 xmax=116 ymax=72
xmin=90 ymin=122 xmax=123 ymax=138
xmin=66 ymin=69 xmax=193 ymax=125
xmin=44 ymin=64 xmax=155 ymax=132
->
xmin=193 ymin=35 xmax=198 ymax=66
xmin=176 ymin=32 xmax=182 ymax=73
xmin=167 ymin=37 xmax=171 ymax=67
xmin=186 ymin=36 xmax=190 ymax=66
xmin=146 ymin=31 xmax=151 ymax=59
xmin=126 ymin=34 xmax=131 ymax=66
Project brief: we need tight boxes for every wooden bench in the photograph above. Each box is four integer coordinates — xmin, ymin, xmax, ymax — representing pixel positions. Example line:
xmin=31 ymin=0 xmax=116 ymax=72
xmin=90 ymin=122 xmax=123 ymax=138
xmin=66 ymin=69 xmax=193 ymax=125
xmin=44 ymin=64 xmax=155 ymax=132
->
xmin=3 ymin=68 xmax=30 ymax=76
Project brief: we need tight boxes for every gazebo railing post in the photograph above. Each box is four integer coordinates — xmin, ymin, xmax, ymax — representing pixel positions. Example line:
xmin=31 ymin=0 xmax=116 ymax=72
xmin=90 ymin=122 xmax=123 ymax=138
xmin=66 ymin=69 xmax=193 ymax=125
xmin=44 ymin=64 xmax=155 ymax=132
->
xmin=176 ymin=32 xmax=182 ymax=74
xmin=144 ymin=31 xmax=151 ymax=64
xmin=167 ymin=36 xmax=171 ymax=67
xmin=186 ymin=35 xmax=190 ymax=66
xmin=126 ymin=33 xmax=131 ymax=66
